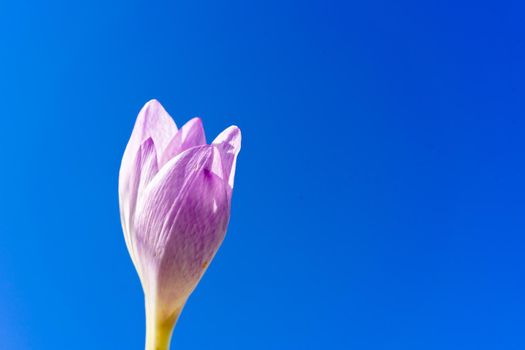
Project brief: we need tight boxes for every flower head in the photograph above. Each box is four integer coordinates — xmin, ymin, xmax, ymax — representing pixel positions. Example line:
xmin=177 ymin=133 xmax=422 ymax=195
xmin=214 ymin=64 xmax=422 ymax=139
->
xmin=118 ymin=99 xmax=241 ymax=349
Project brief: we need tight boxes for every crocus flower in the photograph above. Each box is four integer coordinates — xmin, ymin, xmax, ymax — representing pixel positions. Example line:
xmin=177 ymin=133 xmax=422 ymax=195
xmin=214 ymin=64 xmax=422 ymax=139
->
xmin=118 ymin=99 xmax=241 ymax=350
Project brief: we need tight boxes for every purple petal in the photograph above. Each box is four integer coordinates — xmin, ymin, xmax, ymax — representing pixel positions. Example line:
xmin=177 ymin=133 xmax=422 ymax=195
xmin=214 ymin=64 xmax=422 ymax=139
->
xmin=119 ymin=100 xmax=176 ymax=268
xmin=213 ymin=125 xmax=241 ymax=188
xmin=119 ymin=99 xmax=177 ymax=228
xmin=160 ymin=117 xmax=207 ymax=167
xmin=119 ymin=137 xmax=158 ymax=270
xmin=123 ymin=99 xmax=177 ymax=161
xmin=133 ymin=145 xmax=229 ymax=307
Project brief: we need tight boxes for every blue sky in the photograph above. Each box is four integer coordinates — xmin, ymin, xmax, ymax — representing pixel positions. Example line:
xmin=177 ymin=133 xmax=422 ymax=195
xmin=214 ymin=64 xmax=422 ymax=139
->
xmin=0 ymin=0 xmax=524 ymax=349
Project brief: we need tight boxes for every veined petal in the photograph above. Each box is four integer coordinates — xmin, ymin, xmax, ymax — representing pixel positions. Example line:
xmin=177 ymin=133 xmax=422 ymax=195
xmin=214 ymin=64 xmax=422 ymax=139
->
xmin=133 ymin=146 xmax=229 ymax=312
xmin=119 ymin=99 xmax=177 ymax=239
xmin=119 ymin=138 xmax=159 ymax=272
xmin=160 ymin=117 xmax=206 ymax=167
xmin=213 ymin=125 xmax=241 ymax=188
xmin=123 ymin=100 xmax=177 ymax=166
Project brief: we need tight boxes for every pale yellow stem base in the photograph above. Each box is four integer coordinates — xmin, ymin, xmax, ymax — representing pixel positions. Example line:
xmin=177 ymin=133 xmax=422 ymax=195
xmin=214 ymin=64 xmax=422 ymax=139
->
xmin=145 ymin=299 xmax=182 ymax=350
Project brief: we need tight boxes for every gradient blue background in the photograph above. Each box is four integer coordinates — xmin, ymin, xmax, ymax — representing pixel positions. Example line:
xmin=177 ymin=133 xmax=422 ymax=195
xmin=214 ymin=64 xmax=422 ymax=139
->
xmin=0 ymin=1 xmax=524 ymax=349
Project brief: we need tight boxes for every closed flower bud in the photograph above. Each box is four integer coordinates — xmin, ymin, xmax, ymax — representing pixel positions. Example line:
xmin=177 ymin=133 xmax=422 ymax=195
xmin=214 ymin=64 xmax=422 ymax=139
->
xmin=119 ymin=99 xmax=241 ymax=350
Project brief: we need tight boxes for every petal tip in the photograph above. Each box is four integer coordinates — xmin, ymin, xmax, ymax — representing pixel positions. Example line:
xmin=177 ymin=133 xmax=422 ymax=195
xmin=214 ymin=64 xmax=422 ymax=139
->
xmin=144 ymin=98 xmax=162 ymax=108
xmin=212 ymin=125 xmax=241 ymax=189
xmin=186 ymin=116 xmax=204 ymax=128
xmin=213 ymin=125 xmax=241 ymax=147
xmin=140 ymin=99 xmax=168 ymax=119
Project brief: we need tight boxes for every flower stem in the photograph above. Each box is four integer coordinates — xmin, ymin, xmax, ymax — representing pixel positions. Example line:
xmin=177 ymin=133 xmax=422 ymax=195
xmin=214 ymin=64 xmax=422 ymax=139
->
xmin=145 ymin=299 xmax=181 ymax=350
